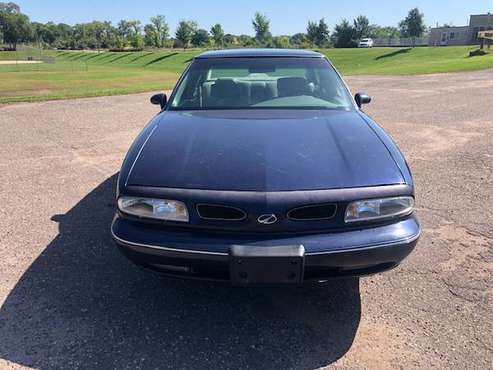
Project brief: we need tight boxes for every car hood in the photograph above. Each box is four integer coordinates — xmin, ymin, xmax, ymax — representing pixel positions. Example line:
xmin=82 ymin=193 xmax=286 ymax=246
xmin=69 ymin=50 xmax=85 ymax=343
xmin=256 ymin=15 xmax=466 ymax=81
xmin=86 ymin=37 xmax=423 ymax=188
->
xmin=126 ymin=110 xmax=404 ymax=191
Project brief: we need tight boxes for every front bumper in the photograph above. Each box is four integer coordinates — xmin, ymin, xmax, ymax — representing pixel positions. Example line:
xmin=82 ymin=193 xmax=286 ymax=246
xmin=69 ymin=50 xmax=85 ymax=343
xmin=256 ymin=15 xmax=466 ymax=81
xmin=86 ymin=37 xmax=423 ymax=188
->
xmin=111 ymin=215 xmax=420 ymax=283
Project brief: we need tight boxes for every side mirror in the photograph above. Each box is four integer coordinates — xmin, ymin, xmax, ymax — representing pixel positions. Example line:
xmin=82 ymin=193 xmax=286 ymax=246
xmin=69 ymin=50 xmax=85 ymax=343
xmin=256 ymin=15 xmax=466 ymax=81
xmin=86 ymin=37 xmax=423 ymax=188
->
xmin=355 ymin=92 xmax=371 ymax=108
xmin=150 ymin=93 xmax=167 ymax=109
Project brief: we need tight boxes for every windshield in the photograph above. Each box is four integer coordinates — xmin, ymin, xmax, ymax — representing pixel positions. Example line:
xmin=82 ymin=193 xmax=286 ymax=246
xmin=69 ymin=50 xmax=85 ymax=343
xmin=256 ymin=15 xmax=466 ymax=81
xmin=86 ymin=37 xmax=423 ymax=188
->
xmin=169 ymin=57 xmax=354 ymax=110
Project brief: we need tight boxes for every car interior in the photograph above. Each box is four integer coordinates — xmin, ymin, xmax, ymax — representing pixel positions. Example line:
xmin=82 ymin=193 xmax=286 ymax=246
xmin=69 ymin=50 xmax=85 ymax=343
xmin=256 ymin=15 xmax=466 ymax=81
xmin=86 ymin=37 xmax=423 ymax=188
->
xmin=201 ymin=77 xmax=320 ymax=107
xmin=171 ymin=63 xmax=351 ymax=109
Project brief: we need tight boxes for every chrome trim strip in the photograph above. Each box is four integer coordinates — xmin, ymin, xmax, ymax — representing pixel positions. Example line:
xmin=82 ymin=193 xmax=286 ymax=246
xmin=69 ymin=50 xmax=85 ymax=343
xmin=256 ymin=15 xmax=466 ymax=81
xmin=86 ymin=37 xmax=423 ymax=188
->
xmin=111 ymin=222 xmax=228 ymax=256
xmin=111 ymin=220 xmax=420 ymax=258
xmin=305 ymin=232 xmax=421 ymax=255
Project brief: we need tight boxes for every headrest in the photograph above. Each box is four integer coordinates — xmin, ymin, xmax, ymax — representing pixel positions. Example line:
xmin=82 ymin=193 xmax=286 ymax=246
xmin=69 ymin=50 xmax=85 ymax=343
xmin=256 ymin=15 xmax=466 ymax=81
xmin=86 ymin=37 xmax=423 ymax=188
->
xmin=277 ymin=77 xmax=309 ymax=97
xmin=211 ymin=79 xmax=240 ymax=99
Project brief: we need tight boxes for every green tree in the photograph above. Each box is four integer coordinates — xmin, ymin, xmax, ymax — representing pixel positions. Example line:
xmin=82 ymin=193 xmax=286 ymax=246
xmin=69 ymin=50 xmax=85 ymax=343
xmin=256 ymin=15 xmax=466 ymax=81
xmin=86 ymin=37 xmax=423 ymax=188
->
xmin=252 ymin=12 xmax=271 ymax=44
xmin=150 ymin=15 xmax=168 ymax=47
xmin=116 ymin=19 xmax=140 ymax=47
xmin=116 ymin=20 xmax=142 ymax=49
xmin=175 ymin=20 xmax=197 ymax=48
xmin=317 ymin=19 xmax=330 ymax=46
xmin=117 ymin=20 xmax=132 ymax=41
xmin=210 ymin=23 xmax=224 ymax=47
xmin=71 ymin=23 xmax=88 ymax=49
xmin=306 ymin=19 xmax=330 ymax=46
xmin=101 ymin=21 xmax=117 ymax=48
xmin=128 ymin=20 xmax=141 ymax=36
xmin=144 ymin=24 xmax=158 ymax=47
xmin=399 ymin=8 xmax=426 ymax=46
xmin=131 ymin=33 xmax=144 ymax=49
xmin=53 ymin=23 xmax=73 ymax=48
xmin=0 ymin=0 xmax=17 ymax=44
xmin=0 ymin=10 xmax=32 ymax=49
xmin=191 ymin=28 xmax=209 ymax=47
xmin=332 ymin=19 xmax=356 ymax=48
xmin=87 ymin=21 xmax=108 ymax=52
xmin=223 ymin=33 xmax=236 ymax=46
xmin=272 ymin=35 xmax=290 ymax=48
xmin=370 ymin=25 xmax=399 ymax=44
xmin=238 ymin=34 xmax=255 ymax=47
xmin=353 ymin=15 xmax=370 ymax=40
xmin=306 ymin=21 xmax=318 ymax=45
xmin=290 ymin=32 xmax=308 ymax=46
xmin=32 ymin=22 xmax=56 ymax=45
xmin=114 ymin=35 xmax=125 ymax=49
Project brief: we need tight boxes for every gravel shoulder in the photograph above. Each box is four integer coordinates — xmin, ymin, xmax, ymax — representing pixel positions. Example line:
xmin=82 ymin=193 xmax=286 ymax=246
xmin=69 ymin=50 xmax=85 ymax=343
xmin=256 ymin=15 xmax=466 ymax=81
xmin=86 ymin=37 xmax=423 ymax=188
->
xmin=0 ymin=70 xmax=492 ymax=369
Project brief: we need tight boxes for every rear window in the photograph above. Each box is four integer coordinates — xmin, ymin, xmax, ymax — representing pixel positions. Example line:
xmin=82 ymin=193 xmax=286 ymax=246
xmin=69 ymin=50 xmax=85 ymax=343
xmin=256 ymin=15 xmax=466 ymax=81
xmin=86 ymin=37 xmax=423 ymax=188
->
xmin=169 ymin=57 xmax=353 ymax=110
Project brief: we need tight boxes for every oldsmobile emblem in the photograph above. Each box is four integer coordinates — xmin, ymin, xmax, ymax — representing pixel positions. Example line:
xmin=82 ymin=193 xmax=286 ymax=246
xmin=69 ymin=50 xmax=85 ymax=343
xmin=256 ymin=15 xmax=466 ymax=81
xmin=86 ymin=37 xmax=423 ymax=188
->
xmin=257 ymin=214 xmax=278 ymax=225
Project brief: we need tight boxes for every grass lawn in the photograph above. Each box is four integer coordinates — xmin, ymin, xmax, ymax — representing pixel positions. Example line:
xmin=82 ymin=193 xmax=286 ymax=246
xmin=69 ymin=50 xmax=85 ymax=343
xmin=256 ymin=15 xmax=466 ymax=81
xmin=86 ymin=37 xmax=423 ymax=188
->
xmin=1 ymin=46 xmax=492 ymax=104
xmin=322 ymin=46 xmax=493 ymax=75
xmin=0 ymin=62 xmax=179 ymax=103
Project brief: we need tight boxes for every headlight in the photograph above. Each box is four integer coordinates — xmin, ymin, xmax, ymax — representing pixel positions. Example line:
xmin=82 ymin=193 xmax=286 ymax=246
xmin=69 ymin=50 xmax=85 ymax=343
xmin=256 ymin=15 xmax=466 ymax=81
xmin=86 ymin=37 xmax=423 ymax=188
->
xmin=118 ymin=196 xmax=189 ymax=222
xmin=345 ymin=196 xmax=414 ymax=223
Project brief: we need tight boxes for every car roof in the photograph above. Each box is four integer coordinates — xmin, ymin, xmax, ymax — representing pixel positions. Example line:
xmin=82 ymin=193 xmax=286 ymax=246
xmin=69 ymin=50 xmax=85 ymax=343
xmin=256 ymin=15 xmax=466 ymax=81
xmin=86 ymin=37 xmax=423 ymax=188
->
xmin=196 ymin=48 xmax=324 ymax=59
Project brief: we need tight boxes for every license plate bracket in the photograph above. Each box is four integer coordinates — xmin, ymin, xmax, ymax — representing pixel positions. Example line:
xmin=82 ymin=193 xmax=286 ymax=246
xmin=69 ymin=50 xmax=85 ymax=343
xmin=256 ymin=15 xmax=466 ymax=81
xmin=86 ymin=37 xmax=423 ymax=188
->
xmin=229 ymin=245 xmax=305 ymax=285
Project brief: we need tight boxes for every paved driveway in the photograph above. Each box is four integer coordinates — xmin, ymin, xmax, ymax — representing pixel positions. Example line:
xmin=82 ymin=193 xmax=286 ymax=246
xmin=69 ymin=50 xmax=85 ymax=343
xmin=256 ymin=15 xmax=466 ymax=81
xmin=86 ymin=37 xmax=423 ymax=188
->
xmin=0 ymin=69 xmax=492 ymax=369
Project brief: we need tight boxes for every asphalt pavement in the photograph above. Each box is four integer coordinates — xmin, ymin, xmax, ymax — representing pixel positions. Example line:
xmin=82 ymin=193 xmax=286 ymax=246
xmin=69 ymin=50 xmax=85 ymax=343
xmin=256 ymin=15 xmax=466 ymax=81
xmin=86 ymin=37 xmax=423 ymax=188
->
xmin=0 ymin=69 xmax=492 ymax=369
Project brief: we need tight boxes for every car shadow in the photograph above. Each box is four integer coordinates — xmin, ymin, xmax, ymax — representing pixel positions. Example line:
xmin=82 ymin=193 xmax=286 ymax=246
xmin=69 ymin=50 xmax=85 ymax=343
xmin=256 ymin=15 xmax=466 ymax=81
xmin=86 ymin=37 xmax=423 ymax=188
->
xmin=0 ymin=175 xmax=361 ymax=369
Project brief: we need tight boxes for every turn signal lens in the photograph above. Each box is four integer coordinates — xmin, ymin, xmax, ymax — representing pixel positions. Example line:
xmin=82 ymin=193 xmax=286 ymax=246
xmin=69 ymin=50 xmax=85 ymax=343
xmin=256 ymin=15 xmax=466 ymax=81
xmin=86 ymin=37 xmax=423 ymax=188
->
xmin=345 ymin=196 xmax=414 ymax=223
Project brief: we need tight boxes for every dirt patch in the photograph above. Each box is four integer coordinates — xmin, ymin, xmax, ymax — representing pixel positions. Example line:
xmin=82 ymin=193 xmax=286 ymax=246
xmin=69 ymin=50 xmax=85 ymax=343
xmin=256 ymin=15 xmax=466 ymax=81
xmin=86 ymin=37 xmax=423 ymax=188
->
xmin=431 ymin=223 xmax=493 ymax=274
xmin=343 ymin=320 xmax=427 ymax=369
xmin=407 ymin=125 xmax=483 ymax=155
xmin=0 ymin=60 xmax=43 ymax=65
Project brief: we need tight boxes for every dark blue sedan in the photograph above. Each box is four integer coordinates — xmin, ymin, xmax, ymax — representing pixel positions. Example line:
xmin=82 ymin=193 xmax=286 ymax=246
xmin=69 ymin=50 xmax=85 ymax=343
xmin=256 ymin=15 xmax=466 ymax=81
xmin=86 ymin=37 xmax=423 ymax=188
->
xmin=111 ymin=49 xmax=420 ymax=285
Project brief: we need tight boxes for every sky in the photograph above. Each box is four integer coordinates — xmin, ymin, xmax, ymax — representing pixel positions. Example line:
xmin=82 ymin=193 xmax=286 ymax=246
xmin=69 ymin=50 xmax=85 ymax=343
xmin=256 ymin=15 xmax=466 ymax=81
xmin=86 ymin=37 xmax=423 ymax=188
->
xmin=13 ymin=0 xmax=492 ymax=35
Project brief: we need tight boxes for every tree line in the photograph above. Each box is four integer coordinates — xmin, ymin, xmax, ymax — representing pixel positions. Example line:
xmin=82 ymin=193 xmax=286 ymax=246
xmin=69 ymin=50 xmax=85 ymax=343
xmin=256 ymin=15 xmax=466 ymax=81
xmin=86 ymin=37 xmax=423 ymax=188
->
xmin=0 ymin=2 xmax=426 ymax=51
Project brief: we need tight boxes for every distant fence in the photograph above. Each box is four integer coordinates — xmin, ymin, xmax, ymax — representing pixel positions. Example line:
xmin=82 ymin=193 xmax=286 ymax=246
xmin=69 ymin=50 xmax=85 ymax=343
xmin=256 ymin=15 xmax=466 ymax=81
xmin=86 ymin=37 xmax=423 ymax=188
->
xmin=373 ymin=37 xmax=429 ymax=47
xmin=15 ymin=45 xmax=56 ymax=63
xmin=0 ymin=44 xmax=56 ymax=63
xmin=0 ymin=45 xmax=90 ymax=72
